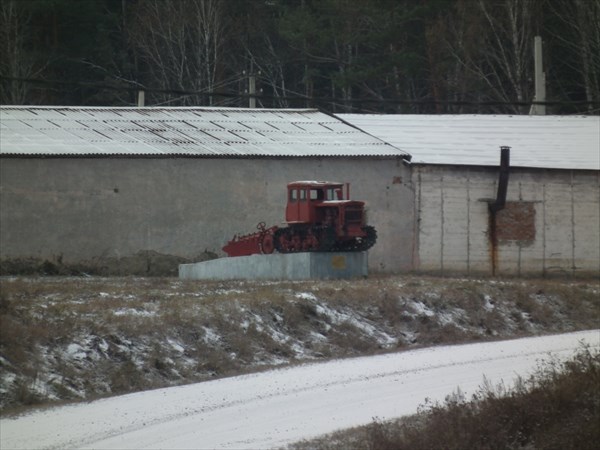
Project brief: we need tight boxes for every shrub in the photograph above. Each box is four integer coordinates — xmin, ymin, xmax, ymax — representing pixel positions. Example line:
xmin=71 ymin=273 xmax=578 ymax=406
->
xmin=371 ymin=346 xmax=600 ymax=450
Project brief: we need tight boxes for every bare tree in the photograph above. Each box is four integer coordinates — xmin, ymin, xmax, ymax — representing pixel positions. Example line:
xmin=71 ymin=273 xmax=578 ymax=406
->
xmin=129 ymin=0 xmax=225 ymax=106
xmin=550 ymin=0 xmax=600 ymax=111
xmin=0 ymin=1 xmax=45 ymax=104
xmin=446 ymin=0 xmax=540 ymax=113
xmin=437 ymin=0 xmax=487 ymax=112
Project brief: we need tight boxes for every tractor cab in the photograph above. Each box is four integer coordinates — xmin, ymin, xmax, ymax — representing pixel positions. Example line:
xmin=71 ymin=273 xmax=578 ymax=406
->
xmin=285 ymin=181 xmax=347 ymax=223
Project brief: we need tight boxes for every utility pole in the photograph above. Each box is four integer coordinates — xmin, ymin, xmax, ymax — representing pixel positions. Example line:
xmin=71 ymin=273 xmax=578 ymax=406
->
xmin=530 ymin=36 xmax=546 ymax=115
xmin=248 ymin=72 xmax=256 ymax=108
xmin=243 ymin=68 xmax=261 ymax=108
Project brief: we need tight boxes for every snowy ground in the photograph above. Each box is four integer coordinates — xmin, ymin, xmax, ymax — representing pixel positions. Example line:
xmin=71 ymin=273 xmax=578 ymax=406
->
xmin=2 ymin=330 xmax=598 ymax=450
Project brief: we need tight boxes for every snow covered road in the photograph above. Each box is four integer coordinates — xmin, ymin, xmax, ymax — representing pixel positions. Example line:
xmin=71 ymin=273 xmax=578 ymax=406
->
xmin=2 ymin=330 xmax=598 ymax=450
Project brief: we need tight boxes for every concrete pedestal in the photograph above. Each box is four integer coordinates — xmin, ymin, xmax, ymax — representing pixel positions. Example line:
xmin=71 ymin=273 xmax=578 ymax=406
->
xmin=179 ymin=252 xmax=368 ymax=281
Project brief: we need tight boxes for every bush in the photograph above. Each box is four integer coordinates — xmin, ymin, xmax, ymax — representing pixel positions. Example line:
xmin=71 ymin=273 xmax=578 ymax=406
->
xmin=368 ymin=346 xmax=600 ymax=450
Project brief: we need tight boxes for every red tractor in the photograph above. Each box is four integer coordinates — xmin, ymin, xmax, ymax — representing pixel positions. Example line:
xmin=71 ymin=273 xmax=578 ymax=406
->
xmin=222 ymin=181 xmax=377 ymax=257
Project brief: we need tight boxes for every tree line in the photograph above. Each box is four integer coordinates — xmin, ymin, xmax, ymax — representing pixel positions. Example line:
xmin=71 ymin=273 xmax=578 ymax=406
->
xmin=1 ymin=0 xmax=598 ymax=114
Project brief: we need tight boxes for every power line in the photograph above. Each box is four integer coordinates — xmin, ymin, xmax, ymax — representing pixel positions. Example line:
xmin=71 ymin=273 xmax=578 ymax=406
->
xmin=2 ymin=76 xmax=599 ymax=108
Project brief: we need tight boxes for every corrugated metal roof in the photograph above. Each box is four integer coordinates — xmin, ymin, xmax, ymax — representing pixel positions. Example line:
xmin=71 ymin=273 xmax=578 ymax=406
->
xmin=338 ymin=114 xmax=600 ymax=170
xmin=0 ymin=106 xmax=410 ymax=158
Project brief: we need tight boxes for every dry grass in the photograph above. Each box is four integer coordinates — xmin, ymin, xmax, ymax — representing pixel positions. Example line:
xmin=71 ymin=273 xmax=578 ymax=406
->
xmin=1 ymin=275 xmax=598 ymax=413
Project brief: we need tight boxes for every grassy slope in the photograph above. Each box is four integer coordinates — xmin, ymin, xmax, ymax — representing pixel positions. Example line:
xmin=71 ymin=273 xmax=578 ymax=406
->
xmin=1 ymin=275 xmax=598 ymax=414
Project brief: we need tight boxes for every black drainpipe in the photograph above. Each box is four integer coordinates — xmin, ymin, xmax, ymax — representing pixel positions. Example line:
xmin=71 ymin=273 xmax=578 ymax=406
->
xmin=488 ymin=146 xmax=511 ymax=276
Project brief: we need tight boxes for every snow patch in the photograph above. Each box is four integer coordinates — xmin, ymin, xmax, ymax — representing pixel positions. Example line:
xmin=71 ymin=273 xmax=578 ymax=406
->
xmin=483 ymin=294 xmax=495 ymax=311
xmin=410 ymin=300 xmax=435 ymax=317
xmin=202 ymin=327 xmax=221 ymax=344
xmin=314 ymin=303 xmax=397 ymax=348
xmin=113 ymin=308 xmax=156 ymax=317
xmin=66 ymin=343 xmax=87 ymax=360
xmin=167 ymin=339 xmax=185 ymax=354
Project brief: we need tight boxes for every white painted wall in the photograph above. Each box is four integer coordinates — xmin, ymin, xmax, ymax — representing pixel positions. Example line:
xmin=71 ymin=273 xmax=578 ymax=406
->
xmin=413 ymin=165 xmax=600 ymax=277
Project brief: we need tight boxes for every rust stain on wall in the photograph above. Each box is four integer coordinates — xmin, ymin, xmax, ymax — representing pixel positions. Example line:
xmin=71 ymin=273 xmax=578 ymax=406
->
xmin=488 ymin=210 xmax=499 ymax=276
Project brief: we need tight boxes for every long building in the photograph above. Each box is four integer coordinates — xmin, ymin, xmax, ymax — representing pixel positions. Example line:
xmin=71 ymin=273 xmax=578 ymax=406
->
xmin=340 ymin=114 xmax=600 ymax=277
xmin=2 ymin=107 xmax=598 ymax=277
xmin=0 ymin=106 xmax=412 ymax=275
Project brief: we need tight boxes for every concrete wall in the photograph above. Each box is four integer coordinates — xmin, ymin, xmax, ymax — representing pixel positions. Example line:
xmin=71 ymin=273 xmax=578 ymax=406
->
xmin=0 ymin=157 xmax=413 ymax=273
xmin=179 ymin=252 xmax=368 ymax=280
xmin=4 ymin=156 xmax=596 ymax=277
xmin=413 ymin=165 xmax=600 ymax=277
